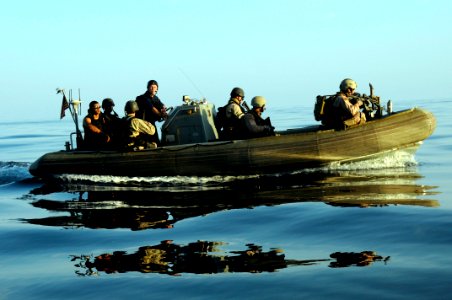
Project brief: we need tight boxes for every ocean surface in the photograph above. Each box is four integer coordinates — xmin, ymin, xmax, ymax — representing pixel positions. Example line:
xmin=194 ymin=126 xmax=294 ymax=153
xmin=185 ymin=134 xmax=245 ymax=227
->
xmin=1 ymin=98 xmax=451 ymax=299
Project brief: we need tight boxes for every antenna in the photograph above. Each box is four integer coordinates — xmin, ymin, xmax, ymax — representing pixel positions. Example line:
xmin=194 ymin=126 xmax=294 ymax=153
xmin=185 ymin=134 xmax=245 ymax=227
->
xmin=178 ymin=67 xmax=206 ymax=100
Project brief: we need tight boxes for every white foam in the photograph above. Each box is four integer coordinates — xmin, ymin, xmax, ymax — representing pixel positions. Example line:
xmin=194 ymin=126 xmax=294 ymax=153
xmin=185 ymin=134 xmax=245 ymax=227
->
xmin=0 ymin=161 xmax=31 ymax=184
xmin=327 ymin=149 xmax=418 ymax=171
xmin=56 ymin=149 xmax=418 ymax=187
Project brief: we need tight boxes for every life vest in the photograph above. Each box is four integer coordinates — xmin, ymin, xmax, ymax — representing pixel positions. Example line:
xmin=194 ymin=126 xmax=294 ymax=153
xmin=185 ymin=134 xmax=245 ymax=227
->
xmin=122 ymin=116 xmax=158 ymax=149
xmin=242 ymin=111 xmax=274 ymax=139
xmin=216 ymin=100 xmax=246 ymax=140
xmin=314 ymin=93 xmax=366 ymax=129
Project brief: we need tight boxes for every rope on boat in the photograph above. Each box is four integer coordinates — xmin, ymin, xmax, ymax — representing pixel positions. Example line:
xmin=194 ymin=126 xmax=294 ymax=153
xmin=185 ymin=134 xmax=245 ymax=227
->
xmin=156 ymin=140 xmax=236 ymax=152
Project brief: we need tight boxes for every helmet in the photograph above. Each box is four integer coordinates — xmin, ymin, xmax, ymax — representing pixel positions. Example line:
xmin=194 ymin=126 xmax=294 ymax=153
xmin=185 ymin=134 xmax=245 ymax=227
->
xmin=339 ymin=78 xmax=357 ymax=92
xmin=251 ymin=96 xmax=266 ymax=108
xmin=230 ymin=87 xmax=245 ymax=98
xmin=147 ymin=80 xmax=159 ymax=88
xmin=102 ymin=98 xmax=115 ymax=108
xmin=124 ymin=100 xmax=139 ymax=114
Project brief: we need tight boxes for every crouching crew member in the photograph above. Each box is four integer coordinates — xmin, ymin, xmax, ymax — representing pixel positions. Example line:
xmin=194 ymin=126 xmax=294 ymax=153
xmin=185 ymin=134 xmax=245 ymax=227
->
xmin=332 ymin=78 xmax=366 ymax=128
xmin=242 ymin=96 xmax=275 ymax=139
xmin=123 ymin=100 xmax=158 ymax=150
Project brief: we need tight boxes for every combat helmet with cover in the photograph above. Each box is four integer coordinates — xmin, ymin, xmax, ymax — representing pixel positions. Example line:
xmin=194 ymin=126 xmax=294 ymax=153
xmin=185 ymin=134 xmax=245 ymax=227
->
xmin=251 ymin=96 xmax=266 ymax=108
xmin=102 ymin=98 xmax=115 ymax=109
xmin=230 ymin=87 xmax=245 ymax=98
xmin=124 ymin=100 xmax=139 ymax=114
xmin=339 ymin=78 xmax=357 ymax=92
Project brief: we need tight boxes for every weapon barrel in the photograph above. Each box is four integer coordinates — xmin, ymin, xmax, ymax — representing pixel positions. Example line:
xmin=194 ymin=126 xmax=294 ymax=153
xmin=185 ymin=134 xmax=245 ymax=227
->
xmin=242 ymin=101 xmax=251 ymax=112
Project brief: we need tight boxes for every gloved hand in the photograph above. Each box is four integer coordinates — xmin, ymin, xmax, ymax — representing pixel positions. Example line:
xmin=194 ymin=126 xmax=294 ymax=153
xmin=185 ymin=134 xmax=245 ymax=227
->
xmin=264 ymin=125 xmax=275 ymax=134
xmin=160 ymin=107 xmax=168 ymax=120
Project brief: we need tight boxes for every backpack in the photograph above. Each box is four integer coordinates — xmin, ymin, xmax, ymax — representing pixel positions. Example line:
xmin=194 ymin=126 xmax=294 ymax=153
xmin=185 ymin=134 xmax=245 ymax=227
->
xmin=214 ymin=105 xmax=227 ymax=131
xmin=314 ymin=94 xmax=336 ymax=123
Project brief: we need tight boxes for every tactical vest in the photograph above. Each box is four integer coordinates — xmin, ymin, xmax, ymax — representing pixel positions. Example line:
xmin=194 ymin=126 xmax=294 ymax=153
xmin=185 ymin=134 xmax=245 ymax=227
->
xmin=242 ymin=111 xmax=274 ymax=139
xmin=122 ymin=116 xmax=158 ymax=149
xmin=314 ymin=94 xmax=348 ymax=129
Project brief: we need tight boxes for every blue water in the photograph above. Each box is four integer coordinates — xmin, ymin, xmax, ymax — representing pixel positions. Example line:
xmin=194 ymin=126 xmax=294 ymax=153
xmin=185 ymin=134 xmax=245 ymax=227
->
xmin=1 ymin=99 xmax=451 ymax=299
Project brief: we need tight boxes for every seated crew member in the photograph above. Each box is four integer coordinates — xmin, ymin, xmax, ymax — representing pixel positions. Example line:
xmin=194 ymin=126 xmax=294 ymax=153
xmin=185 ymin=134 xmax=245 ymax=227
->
xmin=123 ymin=100 xmax=157 ymax=150
xmin=135 ymin=80 xmax=168 ymax=145
xmin=83 ymin=100 xmax=110 ymax=150
xmin=101 ymin=98 xmax=121 ymax=147
xmin=330 ymin=78 xmax=366 ymax=129
xmin=242 ymin=96 xmax=275 ymax=139
xmin=219 ymin=87 xmax=247 ymax=140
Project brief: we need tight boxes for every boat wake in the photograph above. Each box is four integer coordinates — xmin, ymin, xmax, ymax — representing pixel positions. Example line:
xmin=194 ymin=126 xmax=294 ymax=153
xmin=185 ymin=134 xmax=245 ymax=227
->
xmin=320 ymin=147 xmax=418 ymax=171
xmin=0 ymin=161 xmax=32 ymax=185
xmin=53 ymin=149 xmax=419 ymax=190
xmin=0 ymin=150 xmax=418 ymax=189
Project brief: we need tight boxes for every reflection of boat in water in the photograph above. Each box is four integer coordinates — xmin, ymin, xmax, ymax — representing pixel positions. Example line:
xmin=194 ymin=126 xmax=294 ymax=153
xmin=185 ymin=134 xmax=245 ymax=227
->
xmin=70 ymin=240 xmax=387 ymax=276
xmin=24 ymin=168 xmax=439 ymax=231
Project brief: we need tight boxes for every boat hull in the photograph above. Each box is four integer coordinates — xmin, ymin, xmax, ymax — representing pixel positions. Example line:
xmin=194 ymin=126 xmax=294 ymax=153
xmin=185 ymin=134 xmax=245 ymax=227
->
xmin=29 ymin=108 xmax=436 ymax=178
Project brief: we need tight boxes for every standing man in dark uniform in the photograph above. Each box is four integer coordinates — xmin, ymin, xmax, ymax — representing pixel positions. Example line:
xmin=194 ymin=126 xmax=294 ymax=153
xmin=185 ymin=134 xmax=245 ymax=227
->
xmin=135 ymin=80 xmax=168 ymax=145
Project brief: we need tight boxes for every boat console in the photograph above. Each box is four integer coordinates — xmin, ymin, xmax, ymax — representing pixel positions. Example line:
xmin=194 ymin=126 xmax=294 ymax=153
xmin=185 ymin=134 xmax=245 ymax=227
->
xmin=161 ymin=96 xmax=219 ymax=146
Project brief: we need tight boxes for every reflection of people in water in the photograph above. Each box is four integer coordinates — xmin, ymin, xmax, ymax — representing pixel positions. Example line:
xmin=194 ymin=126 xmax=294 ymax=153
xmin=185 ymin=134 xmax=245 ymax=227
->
xmin=71 ymin=241 xmax=388 ymax=276
xmin=73 ymin=241 xmax=289 ymax=276
xmin=329 ymin=251 xmax=387 ymax=268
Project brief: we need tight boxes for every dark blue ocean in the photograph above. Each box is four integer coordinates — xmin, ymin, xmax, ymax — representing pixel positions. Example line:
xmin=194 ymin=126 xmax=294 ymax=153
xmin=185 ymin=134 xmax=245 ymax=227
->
xmin=1 ymin=99 xmax=451 ymax=299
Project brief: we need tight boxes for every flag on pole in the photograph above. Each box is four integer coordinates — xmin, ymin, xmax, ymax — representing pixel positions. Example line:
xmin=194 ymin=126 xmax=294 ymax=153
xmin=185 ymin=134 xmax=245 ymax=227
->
xmin=60 ymin=94 xmax=69 ymax=119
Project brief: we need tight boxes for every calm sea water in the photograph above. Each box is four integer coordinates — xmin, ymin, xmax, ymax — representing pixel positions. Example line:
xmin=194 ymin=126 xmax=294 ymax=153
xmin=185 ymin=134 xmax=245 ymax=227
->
xmin=1 ymin=99 xmax=451 ymax=299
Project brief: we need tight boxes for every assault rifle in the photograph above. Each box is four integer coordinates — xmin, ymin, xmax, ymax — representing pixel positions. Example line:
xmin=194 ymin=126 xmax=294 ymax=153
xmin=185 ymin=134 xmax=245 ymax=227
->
xmin=242 ymin=100 xmax=275 ymax=134
xmin=348 ymin=83 xmax=393 ymax=120
xmin=314 ymin=83 xmax=394 ymax=127
xmin=242 ymin=100 xmax=251 ymax=112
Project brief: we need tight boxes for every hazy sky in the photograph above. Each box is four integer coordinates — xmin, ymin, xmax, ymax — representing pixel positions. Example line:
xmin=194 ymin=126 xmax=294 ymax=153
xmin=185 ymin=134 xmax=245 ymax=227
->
xmin=1 ymin=0 xmax=451 ymax=121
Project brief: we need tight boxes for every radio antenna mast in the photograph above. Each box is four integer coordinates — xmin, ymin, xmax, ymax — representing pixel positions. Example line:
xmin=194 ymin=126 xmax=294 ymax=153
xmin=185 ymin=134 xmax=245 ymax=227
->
xmin=178 ymin=67 xmax=206 ymax=100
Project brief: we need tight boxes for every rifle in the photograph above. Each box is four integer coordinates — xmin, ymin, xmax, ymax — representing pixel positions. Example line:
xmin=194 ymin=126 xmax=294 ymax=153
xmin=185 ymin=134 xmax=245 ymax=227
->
xmin=242 ymin=100 xmax=274 ymax=134
xmin=242 ymin=100 xmax=251 ymax=112
xmin=348 ymin=83 xmax=384 ymax=119
xmin=263 ymin=117 xmax=275 ymax=134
